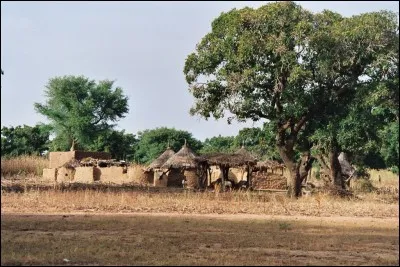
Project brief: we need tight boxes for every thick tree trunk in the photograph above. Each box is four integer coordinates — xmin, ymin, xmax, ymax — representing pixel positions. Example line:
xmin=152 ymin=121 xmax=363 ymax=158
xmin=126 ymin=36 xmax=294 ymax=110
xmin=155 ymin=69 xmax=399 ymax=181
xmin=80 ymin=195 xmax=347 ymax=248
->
xmin=277 ymin=144 xmax=300 ymax=198
xmin=278 ymin=146 xmax=314 ymax=198
xmin=329 ymin=149 xmax=344 ymax=189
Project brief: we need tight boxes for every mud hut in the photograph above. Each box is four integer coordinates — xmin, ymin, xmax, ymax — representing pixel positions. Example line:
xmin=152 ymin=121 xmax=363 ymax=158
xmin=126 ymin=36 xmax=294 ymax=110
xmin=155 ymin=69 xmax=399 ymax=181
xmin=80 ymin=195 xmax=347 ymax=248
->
xmin=148 ymin=146 xmax=176 ymax=187
xmin=203 ymin=152 xmax=257 ymax=191
xmin=161 ymin=140 xmax=207 ymax=189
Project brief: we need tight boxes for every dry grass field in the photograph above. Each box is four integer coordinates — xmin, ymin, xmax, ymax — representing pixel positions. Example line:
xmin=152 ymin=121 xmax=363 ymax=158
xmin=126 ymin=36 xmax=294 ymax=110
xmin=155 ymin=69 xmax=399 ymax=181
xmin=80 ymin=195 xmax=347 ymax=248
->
xmin=1 ymin=156 xmax=399 ymax=266
xmin=1 ymin=213 xmax=398 ymax=266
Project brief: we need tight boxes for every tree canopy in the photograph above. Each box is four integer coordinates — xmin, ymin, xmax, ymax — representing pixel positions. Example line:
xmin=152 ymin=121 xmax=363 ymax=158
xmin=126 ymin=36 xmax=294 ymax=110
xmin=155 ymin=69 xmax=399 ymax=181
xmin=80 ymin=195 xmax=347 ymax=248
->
xmin=1 ymin=124 xmax=51 ymax=157
xmin=34 ymin=75 xmax=129 ymax=151
xmin=184 ymin=1 xmax=399 ymax=196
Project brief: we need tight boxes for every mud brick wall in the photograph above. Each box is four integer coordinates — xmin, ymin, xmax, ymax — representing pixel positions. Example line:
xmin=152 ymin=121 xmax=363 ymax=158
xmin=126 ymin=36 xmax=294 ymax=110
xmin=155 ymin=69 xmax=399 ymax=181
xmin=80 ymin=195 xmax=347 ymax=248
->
xmin=56 ymin=167 xmax=75 ymax=182
xmin=97 ymin=166 xmax=128 ymax=184
xmin=74 ymin=167 xmax=94 ymax=183
xmin=252 ymin=171 xmax=287 ymax=190
xmin=42 ymin=168 xmax=57 ymax=181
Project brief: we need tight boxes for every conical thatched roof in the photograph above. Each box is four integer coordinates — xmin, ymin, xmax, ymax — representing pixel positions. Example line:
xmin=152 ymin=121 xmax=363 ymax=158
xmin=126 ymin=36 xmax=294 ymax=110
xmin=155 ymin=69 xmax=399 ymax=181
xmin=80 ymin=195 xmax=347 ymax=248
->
xmin=161 ymin=141 xmax=204 ymax=169
xmin=235 ymin=146 xmax=257 ymax=161
xmin=148 ymin=147 xmax=175 ymax=169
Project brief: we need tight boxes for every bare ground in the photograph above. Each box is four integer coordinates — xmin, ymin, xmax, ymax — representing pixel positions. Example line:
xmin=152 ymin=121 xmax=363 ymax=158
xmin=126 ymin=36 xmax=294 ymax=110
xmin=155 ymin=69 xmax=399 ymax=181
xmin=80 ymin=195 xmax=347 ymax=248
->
xmin=1 ymin=212 xmax=399 ymax=266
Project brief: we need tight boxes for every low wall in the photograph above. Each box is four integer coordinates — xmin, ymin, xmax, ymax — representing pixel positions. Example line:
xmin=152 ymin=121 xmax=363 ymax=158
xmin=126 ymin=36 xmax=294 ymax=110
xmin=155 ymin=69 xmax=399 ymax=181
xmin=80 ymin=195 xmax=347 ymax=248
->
xmin=74 ymin=167 xmax=94 ymax=183
xmin=98 ymin=166 xmax=128 ymax=184
xmin=42 ymin=168 xmax=57 ymax=181
xmin=49 ymin=151 xmax=111 ymax=168
xmin=127 ymin=165 xmax=153 ymax=185
xmin=209 ymin=166 xmax=247 ymax=184
xmin=252 ymin=171 xmax=287 ymax=190
xmin=56 ymin=167 xmax=75 ymax=182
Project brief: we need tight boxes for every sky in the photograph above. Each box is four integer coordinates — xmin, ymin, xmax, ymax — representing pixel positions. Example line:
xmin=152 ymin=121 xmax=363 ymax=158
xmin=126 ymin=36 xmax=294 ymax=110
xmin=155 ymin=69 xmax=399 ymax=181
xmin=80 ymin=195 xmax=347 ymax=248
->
xmin=1 ymin=1 xmax=399 ymax=141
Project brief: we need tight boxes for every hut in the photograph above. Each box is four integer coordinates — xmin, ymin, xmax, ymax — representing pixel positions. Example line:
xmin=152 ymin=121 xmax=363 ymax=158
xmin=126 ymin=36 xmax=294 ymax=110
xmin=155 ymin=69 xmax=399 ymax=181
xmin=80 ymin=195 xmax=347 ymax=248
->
xmin=148 ymin=146 xmax=176 ymax=187
xmin=161 ymin=140 xmax=207 ymax=189
xmin=252 ymin=160 xmax=287 ymax=190
xmin=203 ymin=152 xmax=257 ymax=191
xmin=234 ymin=146 xmax=257 ymax=184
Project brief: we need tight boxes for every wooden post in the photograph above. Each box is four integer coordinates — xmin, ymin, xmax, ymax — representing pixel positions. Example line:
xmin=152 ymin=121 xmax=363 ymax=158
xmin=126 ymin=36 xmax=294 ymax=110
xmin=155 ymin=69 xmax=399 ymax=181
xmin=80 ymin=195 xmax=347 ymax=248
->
xmin=247 ymin=165 xmax=252 ymax=189
xmin=221 ymin=165 xmax=227 ymax=192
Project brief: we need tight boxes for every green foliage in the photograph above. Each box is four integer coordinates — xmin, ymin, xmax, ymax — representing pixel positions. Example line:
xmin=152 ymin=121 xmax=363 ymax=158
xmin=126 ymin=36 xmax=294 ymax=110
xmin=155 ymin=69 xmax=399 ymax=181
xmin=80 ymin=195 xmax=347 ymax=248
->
xmin=34 ymin=75 xmax=129 ymax=150
xmin=200 ymin=135 xmax=235 ymax=154
xmin=379 ymin=122 xmax=399 ymax=169
xmin=184 ymin=2 xmax=398 ymax=197
xmin=133 ymin=127 xmax=203 ymax=164
xmin=1 ymin=124 xmax=51 ymax=157
xmin=184 ymin=2 xmax=315 ymax=125
xmin=235 ymin=124 xmax=280 ymax=160
xmin=88 ymin=129 xmax=137 ymax=161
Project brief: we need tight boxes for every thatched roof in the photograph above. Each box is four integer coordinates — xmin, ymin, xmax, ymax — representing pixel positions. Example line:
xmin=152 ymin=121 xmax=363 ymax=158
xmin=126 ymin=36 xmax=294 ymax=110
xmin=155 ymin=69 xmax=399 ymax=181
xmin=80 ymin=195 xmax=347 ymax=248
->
xmin=201 ymin=152 xmax=257 ymax=168
xmin=254 ymin=160 xmax=285 ymax=171
xmin=161 ymin=141 xmax=204 ymax=169
xmin=148 ymin=147 xmax=175 ymax=169
xmin=235 ymin=146 xmax=257 ymax=161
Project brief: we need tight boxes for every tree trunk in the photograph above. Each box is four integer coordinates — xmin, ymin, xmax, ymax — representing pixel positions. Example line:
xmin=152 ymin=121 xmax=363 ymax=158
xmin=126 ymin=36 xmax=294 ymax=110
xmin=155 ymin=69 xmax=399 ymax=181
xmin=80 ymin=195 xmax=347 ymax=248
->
xmin=329 ymin=149 xmax=344 ymax=189
xmin=278 ymin=146 xmax=314 ymax=198
xmin=277 ymin=144 xmax=300 ymax=198
xmin=70 ymin=139 xmax=75 ymax=151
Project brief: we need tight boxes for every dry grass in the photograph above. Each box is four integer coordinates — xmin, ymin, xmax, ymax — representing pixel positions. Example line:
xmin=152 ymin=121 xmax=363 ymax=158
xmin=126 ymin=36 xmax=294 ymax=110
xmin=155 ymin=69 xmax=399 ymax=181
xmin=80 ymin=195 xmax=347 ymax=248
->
xmin=368 ymin=169 xmax=399 ymax=188
xmin=1 ymin=213 xmax=398 ymax=266
xmin=1 ymin=184 xmax=398 ymax=218
xmin=1 ymin=155 xmax=48 ymax=177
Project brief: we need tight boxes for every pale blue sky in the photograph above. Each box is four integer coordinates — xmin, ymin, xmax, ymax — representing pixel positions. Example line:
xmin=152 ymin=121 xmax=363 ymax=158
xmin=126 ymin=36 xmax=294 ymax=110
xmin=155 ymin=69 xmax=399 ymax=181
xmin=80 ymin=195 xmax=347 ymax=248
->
xmin=1 ymin=1 xmax=398 ymax=141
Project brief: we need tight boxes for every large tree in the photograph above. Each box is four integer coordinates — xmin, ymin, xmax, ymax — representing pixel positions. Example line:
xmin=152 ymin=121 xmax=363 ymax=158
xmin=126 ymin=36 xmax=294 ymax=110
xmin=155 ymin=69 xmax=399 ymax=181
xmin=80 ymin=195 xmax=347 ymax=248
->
xmin=183 ymin=2 xmax=398 ymax=197
xmin=34 ymin=76 xmax=129 ymax=151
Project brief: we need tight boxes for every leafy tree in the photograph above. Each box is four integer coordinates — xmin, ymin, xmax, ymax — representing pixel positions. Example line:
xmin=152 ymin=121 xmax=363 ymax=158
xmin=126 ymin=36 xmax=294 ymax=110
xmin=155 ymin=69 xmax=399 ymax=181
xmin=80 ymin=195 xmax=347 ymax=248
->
xmin=34 ymin=76 xmax=129 ymax=151
xmin=88 ymin=129 xmax=137 ymax=161
xmin=234 ymin=126 xmax=280 ymax=160
xmin=1 ymin=124 xmax=51 ymax=157
xmin=134 ymin=127 xmax=202 ymax=164
xmin=200 ymin=135 xmax=235 ymax=154
xmin=183 ymin=1 xmax=398 ymax=197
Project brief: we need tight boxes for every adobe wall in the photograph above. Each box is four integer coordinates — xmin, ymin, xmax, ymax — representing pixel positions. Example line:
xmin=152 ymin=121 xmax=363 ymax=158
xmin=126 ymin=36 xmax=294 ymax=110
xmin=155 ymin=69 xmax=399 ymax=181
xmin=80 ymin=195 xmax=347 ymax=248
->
xmin=74 ymin=167 xmax=94 ymax=183
xmin=127 ymin=166 xmax=153 ymax=185
xmin=49 ymin=151 xmax=111 ymax=168
xmin=97 ymin=166 xmax=128 ymax=184
xmin=42 ymin=168 xmax=57 ymax=181
xmin=56 ymin=167 xmax=75 ymax=182
xmin=209 ymin=166 xmax=246 ymax=184
xmin=153 ymin=170 xmax=168 ymax=187
xmin=252 ymin=171 xmax=287 ymax=190
xmin=167 ymin=168 xmax=185 ymax=187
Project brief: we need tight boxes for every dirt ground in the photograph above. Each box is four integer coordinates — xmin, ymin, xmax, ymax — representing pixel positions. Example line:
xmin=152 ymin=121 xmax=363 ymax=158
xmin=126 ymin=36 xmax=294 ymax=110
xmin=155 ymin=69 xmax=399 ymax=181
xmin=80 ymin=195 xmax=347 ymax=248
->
xmin=1 ymin=212 xmax=399 ymax=266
